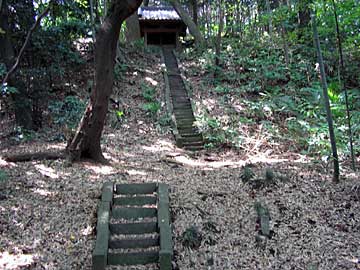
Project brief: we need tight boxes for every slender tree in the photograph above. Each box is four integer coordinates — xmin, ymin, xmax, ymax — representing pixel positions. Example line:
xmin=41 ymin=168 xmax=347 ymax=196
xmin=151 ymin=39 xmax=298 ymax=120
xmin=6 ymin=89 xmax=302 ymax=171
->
xmin=215 ymin=0 xmax=224 ymax=74
xmin=311 ymin=13 xmax=340 ymax=182
xmin=331 ymin=0 xmax=356 ymax=171
xmin=89 ymin=0 xmax=96 ymax=42
xmin=67 ymin=0 xmax=143 ymax=162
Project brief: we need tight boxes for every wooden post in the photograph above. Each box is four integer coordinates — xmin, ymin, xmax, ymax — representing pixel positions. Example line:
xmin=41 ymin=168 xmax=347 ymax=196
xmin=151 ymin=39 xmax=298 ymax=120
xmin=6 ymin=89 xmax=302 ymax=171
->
xmin=175 ymin=32 xmax=179 ymax=49
xmin=157 ymin=184 xmax=172 ymax=269
xmin=92 ymin=182 xmax=113 ymax=270
xmin=144 ymin=31 xmax=148 ymax=48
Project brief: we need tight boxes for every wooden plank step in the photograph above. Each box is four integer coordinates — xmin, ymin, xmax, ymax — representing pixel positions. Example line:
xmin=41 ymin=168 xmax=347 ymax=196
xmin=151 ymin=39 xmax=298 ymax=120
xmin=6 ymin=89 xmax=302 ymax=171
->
xmin=114 ymin=196 xmax=156 ymax=206
xmin=109 ymin=236 xmax=159 ymax=249
xmin=171 ymin=93 xmax=189 ymax=98
xmin=181 ymin=136 xmax=203 ymax=143
xmin=108 ymin=251 xmax=159 ymax=266
xmin=182 ymin=141 xmax=204 ymax=147
xmin=177 ymin=128 xmax=198 ymax=134
xmin=112 ymin=207 xmax=157 ymax=220
xmin=174 ymin=113 xmax=194 ymax=118
xmin=115 ymin=183 xmax=157 ymax=195
xmin=176 ymin=118 xmax=195 ymax=127
xmin=180 ymin=133 xmax=202 ymax=138
xmin=110 ymin=222 xmax=157 ymax=235
xmin=185 ymin=145 xmax=204 ymax=151
xmin=175 ymin=115 xmax=195 ymax=121
xmin=173 ymin=105 xmax=192 ymax=110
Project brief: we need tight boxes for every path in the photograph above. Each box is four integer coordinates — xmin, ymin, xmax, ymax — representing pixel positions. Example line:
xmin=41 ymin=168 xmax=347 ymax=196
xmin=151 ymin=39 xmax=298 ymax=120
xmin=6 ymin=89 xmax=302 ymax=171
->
xmin=162 ymin=47 xmax=204 ymax=151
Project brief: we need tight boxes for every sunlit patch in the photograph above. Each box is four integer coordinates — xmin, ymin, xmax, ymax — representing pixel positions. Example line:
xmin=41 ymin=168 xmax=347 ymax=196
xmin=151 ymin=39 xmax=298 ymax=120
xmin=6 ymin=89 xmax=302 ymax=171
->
xmin=81 ymin=225 xmax=93 ymax=236
xmin=126 ymin=169 xmax=147 ymax=176
xmin=145 ymin=77 xmax=158 ymax=86
xmin=0 ymin=157 xmax=16 ymax=167
xmin=0 ymin=252 xmax=35 ymax=269
xmin=33 ymin=188 xmax=55 ymax=197
xmin=34 ymin=164 xmax=59 ymax=179
xmin=142 ymin=139 xmax=174 ymax=153
xmin=170 ymin=155 xmax=246 ymax=169
xmin=84 ymin=163 xmax=114 ymax=175
xmin=45 ymin=143 xmax=66 ymax=150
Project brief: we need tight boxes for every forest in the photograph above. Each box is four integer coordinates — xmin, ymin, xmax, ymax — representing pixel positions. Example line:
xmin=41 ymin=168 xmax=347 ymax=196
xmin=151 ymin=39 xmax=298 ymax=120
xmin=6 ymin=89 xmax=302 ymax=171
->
xmin=0 ymin=0 xmax=359 ymax=269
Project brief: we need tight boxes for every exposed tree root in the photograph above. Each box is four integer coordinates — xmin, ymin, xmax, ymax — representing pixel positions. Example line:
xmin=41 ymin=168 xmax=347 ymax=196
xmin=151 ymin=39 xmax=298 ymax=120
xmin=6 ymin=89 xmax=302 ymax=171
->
xmin=3 ymin=150 xmax=66 ymax=162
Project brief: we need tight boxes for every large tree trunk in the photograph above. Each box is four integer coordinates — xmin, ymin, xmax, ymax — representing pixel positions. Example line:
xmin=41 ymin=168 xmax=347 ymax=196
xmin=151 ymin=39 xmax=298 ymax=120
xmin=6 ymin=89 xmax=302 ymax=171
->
xmin=67 ymin=0 xmax=143 ymax=163
xmin=168 ymin=0 xmax=205 ymax=47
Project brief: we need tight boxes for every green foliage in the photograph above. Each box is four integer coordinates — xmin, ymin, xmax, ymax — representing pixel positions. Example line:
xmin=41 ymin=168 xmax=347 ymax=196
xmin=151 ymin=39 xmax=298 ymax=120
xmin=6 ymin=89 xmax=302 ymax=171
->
xmin=157 ymin=113 xmax=172 ymax=127
xmin=12 ymin=127 xmax=36 ymax=142
xmin=140 ymin=83 xmax=160 ymax=118
xmin=142 ymin=102 xmax=160 ymax=116
xmin=0 ymin=170 xmax=8 ymax=182
xmin=241 ymin=166 xmax=255 ymax=183
xmin=182 ymin=226 xmax=202 ymax=249
xmin=48 ymin=96 xmax=86 ymax=130
xmin=114 ymin=63 xmax=128 ymax=81
xmin=0 ymin=63 xmax=6 ymax=77
xmin=0 ymin=170 xmax=8 ymax=191
xmin=141 ymin=83 xmax=157 ymax=102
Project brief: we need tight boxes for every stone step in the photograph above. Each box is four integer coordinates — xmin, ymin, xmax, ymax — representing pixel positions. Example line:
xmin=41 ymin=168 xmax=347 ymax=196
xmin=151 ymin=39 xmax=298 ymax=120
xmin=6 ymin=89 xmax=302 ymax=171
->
xmin=115 ymin=183 xmax=157 ymax=195
xmin=108 ymin=251 xmax=159 ymax=266
xmin=112 ymin=207 xmax=157 ymax=220
xmin=109 ymin=235 xmax=159 ymax=249
xmin=113 ymin=196 xmax=157 ymax=206
xmin=109 ymin=222 xmax=157 ymax=235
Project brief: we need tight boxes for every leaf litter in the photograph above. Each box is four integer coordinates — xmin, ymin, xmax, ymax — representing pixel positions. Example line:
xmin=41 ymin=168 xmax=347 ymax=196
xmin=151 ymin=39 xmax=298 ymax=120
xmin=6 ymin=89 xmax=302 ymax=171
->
xmin=0 ymin=48 xmax=359 ymax=270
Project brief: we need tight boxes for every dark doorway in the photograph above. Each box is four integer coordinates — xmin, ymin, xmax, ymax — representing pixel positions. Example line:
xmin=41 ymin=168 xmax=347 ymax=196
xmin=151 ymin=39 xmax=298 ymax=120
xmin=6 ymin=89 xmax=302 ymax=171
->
xmin=147 ymin=32 xmax=176 ymax=46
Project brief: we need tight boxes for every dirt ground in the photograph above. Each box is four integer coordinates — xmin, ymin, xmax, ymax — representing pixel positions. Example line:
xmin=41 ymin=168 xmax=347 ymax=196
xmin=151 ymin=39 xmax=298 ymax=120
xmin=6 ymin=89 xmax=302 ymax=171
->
xmin=0 ymin=48 xmax=359 ymax=270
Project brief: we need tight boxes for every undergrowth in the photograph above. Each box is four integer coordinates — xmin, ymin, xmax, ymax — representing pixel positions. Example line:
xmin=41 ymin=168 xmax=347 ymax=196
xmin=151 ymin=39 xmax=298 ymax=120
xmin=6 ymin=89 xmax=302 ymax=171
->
xmin=183 ymin=37 xmax=360 ymax=160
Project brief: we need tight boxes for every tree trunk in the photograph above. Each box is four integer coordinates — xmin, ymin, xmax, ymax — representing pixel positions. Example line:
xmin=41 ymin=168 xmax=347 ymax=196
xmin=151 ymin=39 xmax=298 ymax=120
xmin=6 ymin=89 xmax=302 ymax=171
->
xmin=125 ymin=13 xmax=141 ymax=42
xmin=191 ymin=0 xmax=198 ymax=25
xmin=215 ymin=0 xmax=224 ymax=74
xmin=298 ymin=0 xmax=311 ymax=41
xmin=265 ymin=0 xmax=273 ymax=39
xmin=312 ymin=13 xmax=340 ymax=182
xmin=89 ymin=0 xmax=96 ymax=42
xmin=67 ymin=0 xmax=143 ymax=163
xmin=331 ymin=0 xmax=356 ymax=171
xmin=168 ymin=0 xmax=205 ymax=47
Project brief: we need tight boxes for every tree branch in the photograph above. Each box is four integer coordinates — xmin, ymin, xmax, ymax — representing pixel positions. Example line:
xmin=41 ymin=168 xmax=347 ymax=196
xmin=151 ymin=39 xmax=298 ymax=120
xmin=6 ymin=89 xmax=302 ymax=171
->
xmin=1 ymin=2 xmax=52 ymax=86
